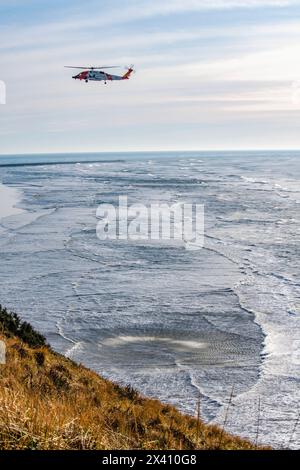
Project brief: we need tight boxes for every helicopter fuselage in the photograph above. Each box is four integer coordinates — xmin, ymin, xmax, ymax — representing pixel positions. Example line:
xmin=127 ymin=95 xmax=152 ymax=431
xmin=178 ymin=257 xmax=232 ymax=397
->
xmin=73 ymin=68 xmax=132 ymax=83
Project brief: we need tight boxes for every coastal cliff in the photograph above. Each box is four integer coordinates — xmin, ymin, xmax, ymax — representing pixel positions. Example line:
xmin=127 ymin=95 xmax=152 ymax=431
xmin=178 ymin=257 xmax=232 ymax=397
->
xmin=0 ymin=305 xmax=264 ymax=450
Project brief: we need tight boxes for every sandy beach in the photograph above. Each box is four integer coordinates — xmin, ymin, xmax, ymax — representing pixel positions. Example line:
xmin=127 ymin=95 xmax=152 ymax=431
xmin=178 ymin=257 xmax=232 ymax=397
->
xmin=0 ymin=182 xmax=23 ymax=219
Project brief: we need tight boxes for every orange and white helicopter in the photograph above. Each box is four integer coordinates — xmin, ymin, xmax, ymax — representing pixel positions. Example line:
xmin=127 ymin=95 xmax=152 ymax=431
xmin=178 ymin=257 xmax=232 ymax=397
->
xmin=65 ymin=65 xmax=134 ymax=84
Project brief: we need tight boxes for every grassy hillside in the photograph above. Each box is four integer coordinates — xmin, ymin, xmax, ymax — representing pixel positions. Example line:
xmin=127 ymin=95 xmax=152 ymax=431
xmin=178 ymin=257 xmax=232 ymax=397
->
xmin=0 ymin=305 xmax=265 ymax=450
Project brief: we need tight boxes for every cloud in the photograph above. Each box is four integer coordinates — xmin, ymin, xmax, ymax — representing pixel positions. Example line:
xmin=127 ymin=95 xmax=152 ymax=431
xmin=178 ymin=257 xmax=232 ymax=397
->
xmin=1 ymin=0 xmax=299 ymax=49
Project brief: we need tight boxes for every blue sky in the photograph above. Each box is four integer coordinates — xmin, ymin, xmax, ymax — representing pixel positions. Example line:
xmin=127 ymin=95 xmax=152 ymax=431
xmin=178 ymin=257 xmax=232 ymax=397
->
xmin=1 ymin=0 xmax=300 ymax=154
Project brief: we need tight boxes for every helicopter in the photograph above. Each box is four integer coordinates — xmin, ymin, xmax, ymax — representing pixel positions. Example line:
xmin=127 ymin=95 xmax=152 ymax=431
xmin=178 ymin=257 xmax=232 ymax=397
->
xmin=65 ymin=65 xmax=134 ymax=84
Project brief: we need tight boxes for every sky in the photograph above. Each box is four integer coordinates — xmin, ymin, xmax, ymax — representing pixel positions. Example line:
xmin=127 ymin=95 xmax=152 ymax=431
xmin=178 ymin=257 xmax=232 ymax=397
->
xmin=1 ymin=0 xmax=300 ymax=154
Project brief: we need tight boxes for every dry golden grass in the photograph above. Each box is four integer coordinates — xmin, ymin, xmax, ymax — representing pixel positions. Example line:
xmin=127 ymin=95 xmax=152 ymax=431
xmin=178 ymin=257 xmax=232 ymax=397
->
xmin=0 ymin=332 xmax=267 ymax=450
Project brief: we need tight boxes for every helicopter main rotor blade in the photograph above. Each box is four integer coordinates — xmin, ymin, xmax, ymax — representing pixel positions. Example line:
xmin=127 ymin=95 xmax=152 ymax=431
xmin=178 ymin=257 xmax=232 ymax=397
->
xmin=92 ymin=66 xmax=120 ymax=69
xmin=64 ymin=66 xmax=120 ymax=70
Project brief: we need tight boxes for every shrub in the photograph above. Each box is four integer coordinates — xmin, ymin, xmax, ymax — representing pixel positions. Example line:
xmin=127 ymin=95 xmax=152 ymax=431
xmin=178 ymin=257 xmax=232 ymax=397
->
xmin=0 ymin=305 xmax=46 ymax=348
xmin=11 ymin=343 xmax=28 ymax=358
xmin=48 ymin=365 xmax=70 ymax=391
xmin=34 ymin=351 xmax=45 ymax=366
xmin=114 ymin=383 xmax=140 ymax=401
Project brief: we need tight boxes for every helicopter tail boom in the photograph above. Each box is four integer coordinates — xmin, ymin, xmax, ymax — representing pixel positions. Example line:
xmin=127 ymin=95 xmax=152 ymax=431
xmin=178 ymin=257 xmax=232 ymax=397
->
xmin=122 ymin=66 xmax=134 ymax=80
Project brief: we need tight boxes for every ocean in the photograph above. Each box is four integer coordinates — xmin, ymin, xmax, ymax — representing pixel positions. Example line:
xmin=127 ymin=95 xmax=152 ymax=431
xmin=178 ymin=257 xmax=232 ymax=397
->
xmin=0 ymin=151 xmax=299 ymax=448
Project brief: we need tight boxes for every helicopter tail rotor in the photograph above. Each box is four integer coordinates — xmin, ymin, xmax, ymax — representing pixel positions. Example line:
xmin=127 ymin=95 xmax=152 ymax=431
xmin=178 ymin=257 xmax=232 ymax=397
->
xmin=122 ymin=65 xmax=135 ymax=79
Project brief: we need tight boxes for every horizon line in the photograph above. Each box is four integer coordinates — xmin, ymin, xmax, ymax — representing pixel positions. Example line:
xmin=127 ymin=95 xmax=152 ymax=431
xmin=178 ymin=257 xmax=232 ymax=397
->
xmin=1 ymin=148 xmax=300 ymax=157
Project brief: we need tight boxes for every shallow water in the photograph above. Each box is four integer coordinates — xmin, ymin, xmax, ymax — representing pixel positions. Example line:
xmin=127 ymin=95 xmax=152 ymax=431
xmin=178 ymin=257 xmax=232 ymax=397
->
xmin=0 ymin=183 xmax=23 ymax=218
xmin=0 ymin=151 xmax=299 ymax=448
